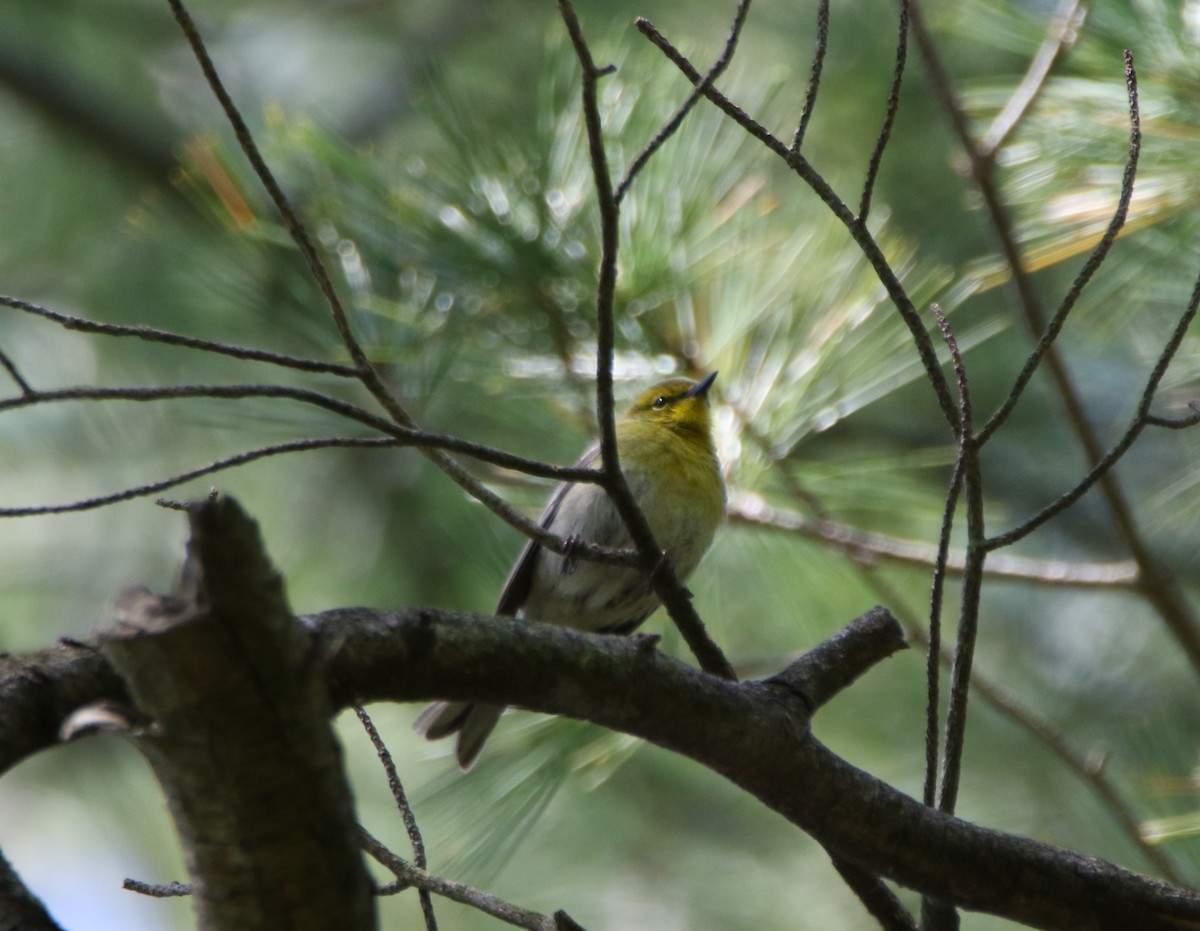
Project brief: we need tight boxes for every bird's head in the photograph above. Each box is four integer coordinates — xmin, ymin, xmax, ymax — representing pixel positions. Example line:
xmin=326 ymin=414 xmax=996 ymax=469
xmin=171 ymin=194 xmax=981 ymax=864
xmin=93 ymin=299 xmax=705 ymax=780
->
xmin=622 ymin=371 xmax=718 ymax=442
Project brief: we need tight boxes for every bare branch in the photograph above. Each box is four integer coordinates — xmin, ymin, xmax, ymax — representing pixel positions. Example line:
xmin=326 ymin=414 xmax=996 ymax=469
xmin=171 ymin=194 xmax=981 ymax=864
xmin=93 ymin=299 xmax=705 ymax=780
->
xmin=637 ymin=17 xmax=959 ymax=431
xmin=0 ymin=346 xmax=32 ymax=394
xmin=727 ymin=493 xmax=1138 ymax=588
xmin=354 ymin=708 xmax=437 ymax=931
xmin=0 ymin=378 xmax=696 ymax=578
xmin=0 ymin=437 xmax=401 ymax=518
xmin=767 ymin=606 xmax=907 ymax=707
xmin=979 ymin=51 xmax=1141 ymax=444
xmin=830 ymin=858 xmax=917 ymax=931
xmin=927 ymin=306 xmax=982 ymax=901
xmin=987 ymin=262 xmax=1200 ymax=551
xmin=1145 ymin=401 xmax=1200 ymax=429
xmin=1137 ymin=278 xmax=1200 ymax=421
xmin=556 ymin=0 xmax=620 ymax=449
xmin=124 ymin=879 xmax=191 ymax=898
xmin=638 ymin=19 xmax=788 ymax=156
xmin=923 ymin=455 xmax=962 ymax=808
xmin=3 ymin=588 xmax=1196 ymax=926
xmin=0 ymin=295 xmax=357 ymax=378
xmin=0 ymin=431 xmax=647 ymax=579
xmin=790 ymin=0 xmax=830 ymax=152
xmin=929 ymin=303 xmax=971 ymax=438
xmin=103 ymin=496 xmax=375 ymax=929
xmin=861 ymin=561 xmax=1185 ymax=885
xmin=938 ymin=478 xmax=986 ymax=821
xmin=910 ymin=2 xmax=1200 ymax=675
xmin=858 ymin=0 xmax=910 ymax=225
xmin=359 ymin=827 xmax=579 ymax=931
xmin=560 ymin=0 xmax=736 ymax=680
xmin=165 ymin=1 xmax=388 ymax=400
xmin=312 ymin=605 xmax=1200 ymax=929
xmin=618 ymin=0 xmax=751 ymax=203
xmin=0 ymin=383 xmax=603 ymax=485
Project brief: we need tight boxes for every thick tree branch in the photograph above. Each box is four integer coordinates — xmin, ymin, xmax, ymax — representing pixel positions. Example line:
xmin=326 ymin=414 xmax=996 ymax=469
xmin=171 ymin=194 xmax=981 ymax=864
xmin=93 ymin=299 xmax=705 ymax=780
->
xmin=0 ymin=848 xmax=63 ymax=931
xmin=313 ymin=605 xmax=1199 ymax=930
xmin=4 ymin=572 xmax=1199 ymax=928
xmin=99 ymin=497 xmax=374 ymax=931
xmin=766 ymin=606 xmax=906 ymax=708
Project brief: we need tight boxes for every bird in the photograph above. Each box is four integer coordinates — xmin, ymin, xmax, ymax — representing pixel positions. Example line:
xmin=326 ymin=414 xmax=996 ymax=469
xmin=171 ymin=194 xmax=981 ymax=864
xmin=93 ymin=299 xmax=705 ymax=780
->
xmin=414 ymin=372 xmax=725 ymax=769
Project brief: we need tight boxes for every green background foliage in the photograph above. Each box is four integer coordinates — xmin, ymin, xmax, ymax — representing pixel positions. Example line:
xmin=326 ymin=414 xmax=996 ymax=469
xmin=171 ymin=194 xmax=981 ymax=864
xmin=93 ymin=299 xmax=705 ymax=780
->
xmin=2 ymin=0 xmax=1200 ymax=928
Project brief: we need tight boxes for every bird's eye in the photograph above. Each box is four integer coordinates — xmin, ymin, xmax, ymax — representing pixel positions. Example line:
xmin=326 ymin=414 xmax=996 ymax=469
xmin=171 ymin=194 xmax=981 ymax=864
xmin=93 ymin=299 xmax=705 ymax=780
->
xmin=652 ymin=396 xmax=668 ymax=409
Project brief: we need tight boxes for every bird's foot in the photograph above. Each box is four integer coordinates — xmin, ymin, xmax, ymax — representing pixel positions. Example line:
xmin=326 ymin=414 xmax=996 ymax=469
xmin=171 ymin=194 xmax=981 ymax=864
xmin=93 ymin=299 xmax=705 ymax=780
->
xmin=561 ymin=535 xmax=584 ymax=575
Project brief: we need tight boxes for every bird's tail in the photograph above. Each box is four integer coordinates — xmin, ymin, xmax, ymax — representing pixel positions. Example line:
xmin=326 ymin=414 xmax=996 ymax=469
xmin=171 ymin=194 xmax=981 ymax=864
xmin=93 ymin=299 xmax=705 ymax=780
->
xmin=413 ymin=701 xmax=504 ymax=770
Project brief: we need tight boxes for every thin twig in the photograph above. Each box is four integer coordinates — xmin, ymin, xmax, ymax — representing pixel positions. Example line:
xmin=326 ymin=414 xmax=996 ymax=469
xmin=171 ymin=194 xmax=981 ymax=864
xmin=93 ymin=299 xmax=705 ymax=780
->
xmin=930 ymin=303 xmax=970 ymax=436
xmin=354 ymin=708 xmax=437 ymax=931
xmin=556 ymin=0 xmax=619 ymax=450
xmin=929 ymin=306 xmax=981 ymax=843
xmin=0 ymin=437 xmax=402 ymax=517
xmin=0 ymin=347 xmax=32 ymax=394
xmin=791 ymin=0 xmax=830 ymax=153
xmin=0 ymin=295 xmax=358 ymax=377
xmin=923 ymin=304 xmax=974 ymax=811
xmin=0 ymin=381 xmax=668 ymax=567
xmin=858 ymin=0 xmax=910 ymax=226
xmin=0 ymin=380 xmax=681 ymax=572
xmin=618 ymin=0 xmax=752 ymax=203
xmin=986 ymin=264 xmax=1200 ymax=551
xmin=979 ymin=51 xmax=1141 ymax=445
xmin=748 ymin=476 xmax=1187 ymax=885
xmin=0 ymin=429 xmax=645 ymax=572
xmin=923 ymin=457 xmax=962 ymax=807
xmin=938 ymin=472 xmax=984 ymax=819
xmin=870 ymin=570 xmax=1186 ymax=884
xmin=0 ymin=383 xmax=601 ymax=484
xmin=1145 ymin=402 xmax=1200 ymax=429
xmin=169 ymin=0 xmax=556 ymax=569
xmin=124 ymin=879 xmax=192 ymax=897
xmin=910 ymin=2 xmax=1200 ymax=675
xmin=727 ymin=493 xmax=1138 ymax=587
xmin=830 ymin=857 xmax=917 ymax=931
xmin=978 ymin=0 xmax=1089 ymax=159
xmin=166 ymin=1 xmax=386 ymax=399
xmin=359 ymin=827 xmax=580 ymax=931
xmin=561 ymin=0 xmax=736 ymax=680
xmin=637 ymin=18 xmax=959 ymax=431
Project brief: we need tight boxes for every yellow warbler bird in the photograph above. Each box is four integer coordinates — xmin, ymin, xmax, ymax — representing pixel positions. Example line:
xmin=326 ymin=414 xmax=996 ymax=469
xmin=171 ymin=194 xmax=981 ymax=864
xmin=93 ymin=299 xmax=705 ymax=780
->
xmin=415 ymin=372 xmax=725 ymax=769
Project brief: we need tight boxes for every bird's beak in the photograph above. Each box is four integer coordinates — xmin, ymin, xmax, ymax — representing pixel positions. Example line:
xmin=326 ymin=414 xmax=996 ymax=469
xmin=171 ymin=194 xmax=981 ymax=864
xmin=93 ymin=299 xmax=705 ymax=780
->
xmin=685 ymin=371 xmax=718 ymax=399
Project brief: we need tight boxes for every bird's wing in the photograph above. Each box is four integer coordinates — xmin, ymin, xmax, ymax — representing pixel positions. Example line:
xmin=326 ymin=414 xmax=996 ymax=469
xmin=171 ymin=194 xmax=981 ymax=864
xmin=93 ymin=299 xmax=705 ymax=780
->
xmin=495 ymin=444 xmax=599 ymax=616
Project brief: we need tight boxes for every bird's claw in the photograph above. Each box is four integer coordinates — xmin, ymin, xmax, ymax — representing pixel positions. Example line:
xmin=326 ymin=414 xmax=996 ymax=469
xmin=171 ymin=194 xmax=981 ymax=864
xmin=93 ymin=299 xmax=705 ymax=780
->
xmin=561 ymin=535 xmax=583 ymax=575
